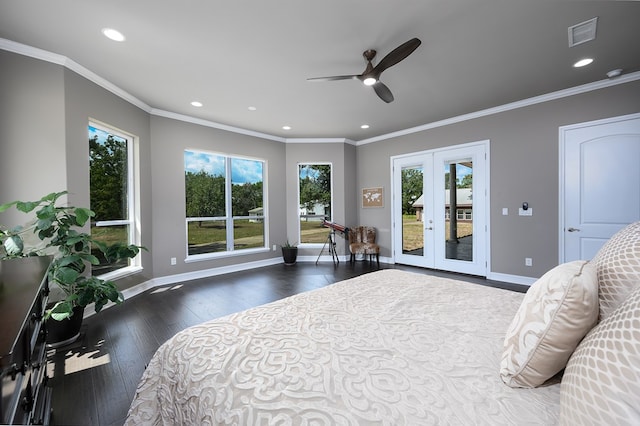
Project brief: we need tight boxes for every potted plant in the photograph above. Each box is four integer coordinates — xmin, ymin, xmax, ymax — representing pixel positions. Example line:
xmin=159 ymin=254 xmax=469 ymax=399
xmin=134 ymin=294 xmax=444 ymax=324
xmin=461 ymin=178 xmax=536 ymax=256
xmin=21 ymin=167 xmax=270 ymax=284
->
xmin=281 ymin=240 xmax=298 ymax=265
xmin=0 ymin=191 xmax=145 ymax=346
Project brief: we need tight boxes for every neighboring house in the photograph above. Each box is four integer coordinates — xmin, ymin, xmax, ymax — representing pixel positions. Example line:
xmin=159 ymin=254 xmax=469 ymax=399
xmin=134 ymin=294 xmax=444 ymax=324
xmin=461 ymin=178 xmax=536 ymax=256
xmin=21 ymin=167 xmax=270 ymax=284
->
xmin=248 ymin=207 xmax=263 ymax=222
xmin=299 ymin=202 xmax=329 ymax=222
xmin=412 ymin=188 xmax=473 ymax=222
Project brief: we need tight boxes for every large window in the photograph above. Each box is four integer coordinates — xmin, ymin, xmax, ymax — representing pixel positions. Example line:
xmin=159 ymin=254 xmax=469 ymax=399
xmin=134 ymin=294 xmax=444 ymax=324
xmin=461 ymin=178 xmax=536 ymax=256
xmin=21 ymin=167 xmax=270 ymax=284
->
xmin=298 ymin=163 xmax=332 ymax=244
xmin=89 ymin=122 xmax=140 ymax=277
xmin=185 ymin=150 xmax=266 ymax=258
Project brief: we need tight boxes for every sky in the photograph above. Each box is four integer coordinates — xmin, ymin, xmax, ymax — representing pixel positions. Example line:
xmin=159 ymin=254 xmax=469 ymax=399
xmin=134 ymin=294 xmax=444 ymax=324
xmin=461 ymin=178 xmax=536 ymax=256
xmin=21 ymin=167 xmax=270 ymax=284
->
xmin=184 ymin=149 xmax=263 ymax=184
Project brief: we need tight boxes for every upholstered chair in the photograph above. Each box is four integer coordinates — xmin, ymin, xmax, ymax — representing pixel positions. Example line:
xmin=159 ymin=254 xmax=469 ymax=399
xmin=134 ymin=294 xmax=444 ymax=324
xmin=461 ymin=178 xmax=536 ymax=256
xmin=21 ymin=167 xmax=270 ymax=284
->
xmin=348 ymin=226 xmax=380 ymax=266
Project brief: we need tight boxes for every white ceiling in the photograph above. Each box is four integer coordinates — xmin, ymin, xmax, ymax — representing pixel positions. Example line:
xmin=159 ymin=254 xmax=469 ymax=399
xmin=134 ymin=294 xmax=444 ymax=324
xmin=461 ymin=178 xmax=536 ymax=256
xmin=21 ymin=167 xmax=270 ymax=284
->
xmin=1 ymin=1 xmax=639 ymax=142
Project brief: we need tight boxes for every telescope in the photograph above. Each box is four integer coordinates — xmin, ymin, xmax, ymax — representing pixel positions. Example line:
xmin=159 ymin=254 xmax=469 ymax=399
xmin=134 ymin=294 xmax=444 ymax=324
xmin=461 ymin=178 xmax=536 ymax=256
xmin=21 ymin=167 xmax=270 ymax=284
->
xmin=317 ymin=220 xmax=349 ymax=265
xmin=321 ymin=220 xmax=348 ymax=235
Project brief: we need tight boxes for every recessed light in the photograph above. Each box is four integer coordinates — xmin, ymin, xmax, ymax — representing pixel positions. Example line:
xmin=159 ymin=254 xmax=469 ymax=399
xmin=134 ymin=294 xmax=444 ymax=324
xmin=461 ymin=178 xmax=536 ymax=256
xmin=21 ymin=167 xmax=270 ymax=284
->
xmin=361 ymin=124 xmax=370 ymax=129
xmin=573 ymin=58 xmax=594 ymax=68
xmin=248 ymin=106 xmax=257 ymax=111
xmin=102 ymin=28 xmax=125 ymax=42
xmin=606 ymin=69 xmax=622 ymax=78
xmin=191 ymin=101 xmax=203 ymax=107
xmin=282 ymin=126 xmax=291 ymax=130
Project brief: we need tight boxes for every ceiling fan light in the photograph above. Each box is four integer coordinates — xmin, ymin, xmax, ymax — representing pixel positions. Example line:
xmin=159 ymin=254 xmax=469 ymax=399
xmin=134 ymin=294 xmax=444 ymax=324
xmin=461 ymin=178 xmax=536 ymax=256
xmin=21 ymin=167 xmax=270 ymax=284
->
xmin=363 ymin=77 xmax=377 ymax=86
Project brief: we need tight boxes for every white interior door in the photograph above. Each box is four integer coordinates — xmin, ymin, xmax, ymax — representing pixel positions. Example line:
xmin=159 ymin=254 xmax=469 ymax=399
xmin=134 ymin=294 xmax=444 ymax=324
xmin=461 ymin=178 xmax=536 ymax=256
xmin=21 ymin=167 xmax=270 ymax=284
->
xmin=392 ymin=142 xmax=487 ymax=276
xmin=560 ymin=113 xmax=640 ymax=262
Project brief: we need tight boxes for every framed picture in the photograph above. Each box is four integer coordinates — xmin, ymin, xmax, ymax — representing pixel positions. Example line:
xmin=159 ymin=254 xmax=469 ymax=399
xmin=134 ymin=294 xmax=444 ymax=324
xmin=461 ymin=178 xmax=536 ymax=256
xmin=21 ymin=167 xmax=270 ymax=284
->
xmin=362 ymin=187 xmax=384 ymax=208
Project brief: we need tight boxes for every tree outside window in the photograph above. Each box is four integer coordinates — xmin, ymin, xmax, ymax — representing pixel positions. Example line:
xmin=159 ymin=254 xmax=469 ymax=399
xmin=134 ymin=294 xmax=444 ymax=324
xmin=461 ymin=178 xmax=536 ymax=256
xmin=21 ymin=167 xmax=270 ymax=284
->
xmin=298 ymin=164 xmax=332 ymax=244
xmin=185 ymin=150 xmax=265 ymax=257
xmin=89 ymin=123 xmax=138 ymax=276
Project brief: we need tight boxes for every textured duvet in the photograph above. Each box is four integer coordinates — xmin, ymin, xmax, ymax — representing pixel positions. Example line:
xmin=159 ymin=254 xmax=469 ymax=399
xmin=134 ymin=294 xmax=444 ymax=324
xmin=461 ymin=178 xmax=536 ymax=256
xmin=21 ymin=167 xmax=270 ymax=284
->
xmin=125 ymin=269 xmax=560 ymax=425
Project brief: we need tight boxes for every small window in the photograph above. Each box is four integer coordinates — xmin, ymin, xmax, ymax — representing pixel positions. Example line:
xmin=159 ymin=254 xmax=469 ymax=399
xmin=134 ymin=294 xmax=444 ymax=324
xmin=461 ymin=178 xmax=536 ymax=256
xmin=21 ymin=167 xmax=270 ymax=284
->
xmin=298 ymin=164 xmax=332 ymax=244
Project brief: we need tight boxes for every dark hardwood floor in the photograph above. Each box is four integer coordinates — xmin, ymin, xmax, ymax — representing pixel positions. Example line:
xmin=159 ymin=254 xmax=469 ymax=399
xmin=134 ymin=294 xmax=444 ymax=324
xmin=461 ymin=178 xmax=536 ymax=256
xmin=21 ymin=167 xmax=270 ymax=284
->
xmin=47 ymin=261 xmax=526 ymax=426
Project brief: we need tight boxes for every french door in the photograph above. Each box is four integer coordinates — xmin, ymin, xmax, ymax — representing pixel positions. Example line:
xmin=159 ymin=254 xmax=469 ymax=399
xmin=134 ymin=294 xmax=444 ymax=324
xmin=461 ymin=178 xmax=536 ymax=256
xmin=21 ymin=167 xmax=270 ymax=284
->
xmin=392 ymin=142 xmax=488 ymax=276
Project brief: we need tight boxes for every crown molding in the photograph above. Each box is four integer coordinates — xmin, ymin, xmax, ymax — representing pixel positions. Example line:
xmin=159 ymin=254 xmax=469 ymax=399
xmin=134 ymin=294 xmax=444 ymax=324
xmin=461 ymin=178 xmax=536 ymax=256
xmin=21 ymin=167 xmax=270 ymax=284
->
xmin=285 ymin=138 xmax=355 ymax=145
xmin=0 ymin=38 xmax=153 ymax=114
xmin=356 ymin=71 xmax=640 ymax=146
xmin=3 ymin=38 xmax=639 ymax=146
xmin=150 ymin=109 xmax=285 ymax=142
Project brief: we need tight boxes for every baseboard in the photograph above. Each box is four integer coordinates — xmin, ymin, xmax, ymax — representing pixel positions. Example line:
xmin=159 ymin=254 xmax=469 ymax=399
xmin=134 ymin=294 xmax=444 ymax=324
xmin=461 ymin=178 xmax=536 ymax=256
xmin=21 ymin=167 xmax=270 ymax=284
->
xmin=84 ymin=257 xmax=282 ymax=318
xmin=486 ymin=272 xmax=537 ymax=286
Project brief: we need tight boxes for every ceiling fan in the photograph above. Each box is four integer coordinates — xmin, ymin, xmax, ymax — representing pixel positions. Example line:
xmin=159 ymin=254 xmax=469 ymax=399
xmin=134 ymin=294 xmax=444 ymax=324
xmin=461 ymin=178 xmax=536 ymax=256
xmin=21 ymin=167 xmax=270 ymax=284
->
xmin=307 ymin=38 xmax=422 ymax=103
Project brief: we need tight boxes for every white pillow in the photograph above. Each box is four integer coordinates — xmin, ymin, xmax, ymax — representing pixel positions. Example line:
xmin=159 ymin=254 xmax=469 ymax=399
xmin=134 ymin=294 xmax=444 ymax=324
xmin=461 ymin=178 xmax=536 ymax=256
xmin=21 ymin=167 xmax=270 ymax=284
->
xmin=560 ymin=285 xmax=640 ymax=425
xmin=591 ymin=221 xmax=640 ymax=320
xmin=500 ymin=260 xmax=598 ymax=388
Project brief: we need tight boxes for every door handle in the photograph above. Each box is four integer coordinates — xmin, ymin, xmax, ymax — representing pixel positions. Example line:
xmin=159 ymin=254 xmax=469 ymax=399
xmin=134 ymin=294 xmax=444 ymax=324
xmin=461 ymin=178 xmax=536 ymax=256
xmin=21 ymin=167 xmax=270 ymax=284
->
xmin=567 ymin=227 xmax=581 ymax=232
xmin=426 ymin=227 xmax=433 ymax=230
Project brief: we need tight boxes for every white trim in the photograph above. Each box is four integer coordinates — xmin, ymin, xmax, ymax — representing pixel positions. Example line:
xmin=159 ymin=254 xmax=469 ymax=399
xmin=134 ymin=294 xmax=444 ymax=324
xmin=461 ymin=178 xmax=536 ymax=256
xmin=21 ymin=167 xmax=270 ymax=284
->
xmin=84 ymin=257 xmax=283 ymax=318
xmin=3 ymin=38 xmax=639 ymax=145
xmin=152 ymin=109 xmax=285 ymax=142
xmin=558 ymin=112 xmax=640 ymax=263
xmin=285 ymin=138 xmax=356 ymax=145
xmin=356 ymin=71 xmax=640 ymax=146
xmin=486 ymin=272 xmax=537 ymax=286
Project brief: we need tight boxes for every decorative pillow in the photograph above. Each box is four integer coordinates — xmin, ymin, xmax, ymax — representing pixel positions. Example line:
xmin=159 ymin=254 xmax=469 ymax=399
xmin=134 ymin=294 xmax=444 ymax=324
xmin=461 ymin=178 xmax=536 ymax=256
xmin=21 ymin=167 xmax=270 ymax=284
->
xmin=500 ymin=260 xmax=598 ymax=388
xmin=591 ymin=221 xmax=640 ymax=320
xmin=560 ymin=285 xmax=640 ymax=425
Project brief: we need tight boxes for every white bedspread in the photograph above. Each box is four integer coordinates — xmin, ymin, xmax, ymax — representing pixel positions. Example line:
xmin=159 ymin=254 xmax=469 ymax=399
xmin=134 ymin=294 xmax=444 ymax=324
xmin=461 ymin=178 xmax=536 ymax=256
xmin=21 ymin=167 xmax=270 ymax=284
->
xmin=125 ymin=269 xmax=560 ymax=425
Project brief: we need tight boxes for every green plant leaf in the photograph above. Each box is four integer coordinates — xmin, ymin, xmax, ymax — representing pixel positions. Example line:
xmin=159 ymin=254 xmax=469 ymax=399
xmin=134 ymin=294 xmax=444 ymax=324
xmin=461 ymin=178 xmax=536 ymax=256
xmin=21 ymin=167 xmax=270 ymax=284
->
xmin=3 ymin=235 xmax=24 ymax=256
xmin=0 ymin=200 xmax=19 ymax=213
xmin=52 ymin=265 xmax=80 ymax=285
xmin=16 ymin=200 xmax=40 ymax=213
xmin=46 ymin=300 xmax=74 ymax=321
xmin=74 ymin=207 xmax=94 ymax=226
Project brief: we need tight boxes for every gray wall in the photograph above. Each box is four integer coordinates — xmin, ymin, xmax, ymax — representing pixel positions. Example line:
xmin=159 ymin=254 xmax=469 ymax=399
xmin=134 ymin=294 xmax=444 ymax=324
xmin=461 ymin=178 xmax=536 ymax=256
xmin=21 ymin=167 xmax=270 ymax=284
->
xmin=63 ymin=68 xmax=154 ymax=286
xmin=0 ymin=51 xmax=67 ymax=212
xmin=356 ymin=80 xmax=640 ymax=278
xmin=2 ymin=47 xmax=639 ymax=286
xmin=150 ymin=116 xmax=287 ymax=277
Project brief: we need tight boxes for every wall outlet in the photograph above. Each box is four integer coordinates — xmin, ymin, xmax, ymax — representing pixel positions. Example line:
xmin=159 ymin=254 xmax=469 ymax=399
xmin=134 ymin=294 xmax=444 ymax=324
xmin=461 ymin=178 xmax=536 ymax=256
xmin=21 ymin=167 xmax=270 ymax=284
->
xmin=502 ymin=207 xmax=508 ymax=215
xmin=170 ymin=257 xmax=177 ymax=265
xmin=519 ymin=207 xmax=533 ymax=216
xmin=525 ymin=257 xmax=532 ymax=267
xmin=272 ymin=244 xmax=277 ymax=251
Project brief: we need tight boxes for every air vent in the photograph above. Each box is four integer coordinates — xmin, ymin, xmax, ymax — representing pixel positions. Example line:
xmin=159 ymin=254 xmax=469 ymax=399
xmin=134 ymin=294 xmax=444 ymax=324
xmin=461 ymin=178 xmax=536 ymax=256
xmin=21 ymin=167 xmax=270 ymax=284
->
xmin=568 ymin=17 xmax=598 ymax=47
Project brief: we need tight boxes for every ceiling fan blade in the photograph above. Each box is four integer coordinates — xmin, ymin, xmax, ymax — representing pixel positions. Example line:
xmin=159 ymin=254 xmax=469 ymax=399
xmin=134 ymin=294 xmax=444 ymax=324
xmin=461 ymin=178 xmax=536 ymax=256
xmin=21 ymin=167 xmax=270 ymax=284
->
xmin=373 ymin=81 xmax=394 ymax=103
xmin=307 ymin=75 xmax=359 ymax=82
xmin=373 ymin=38 xmax=421 ymax=74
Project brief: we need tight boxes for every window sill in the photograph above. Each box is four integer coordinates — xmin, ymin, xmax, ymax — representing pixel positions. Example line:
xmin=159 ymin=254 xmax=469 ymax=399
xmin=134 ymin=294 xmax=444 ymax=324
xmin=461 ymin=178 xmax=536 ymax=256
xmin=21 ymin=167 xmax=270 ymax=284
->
xmin=185 ymin=247 xmax=271 ymax=263
xmin=98 ymin=265 xmax=144 ymax=281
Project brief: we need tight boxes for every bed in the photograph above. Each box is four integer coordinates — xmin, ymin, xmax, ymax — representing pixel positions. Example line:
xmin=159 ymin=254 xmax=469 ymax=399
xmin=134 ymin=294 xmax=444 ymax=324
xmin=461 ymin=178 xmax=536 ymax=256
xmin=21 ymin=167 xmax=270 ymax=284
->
xmin=125 ymin=269 xmax=561 ymax=425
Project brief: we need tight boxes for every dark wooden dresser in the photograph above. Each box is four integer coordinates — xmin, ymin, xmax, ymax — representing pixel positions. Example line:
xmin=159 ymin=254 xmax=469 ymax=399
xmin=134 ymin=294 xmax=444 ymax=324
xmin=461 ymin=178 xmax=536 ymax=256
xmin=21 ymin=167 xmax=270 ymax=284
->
xmin=1 ymin=257 xmax=52 ymax=425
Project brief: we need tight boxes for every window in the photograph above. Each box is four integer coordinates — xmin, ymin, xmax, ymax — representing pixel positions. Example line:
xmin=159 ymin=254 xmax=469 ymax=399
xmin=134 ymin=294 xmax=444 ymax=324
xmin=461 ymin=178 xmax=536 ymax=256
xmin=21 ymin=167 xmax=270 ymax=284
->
xmin=298 ymin=163 xmax=332 ymax=244
xmin=184 ymin=149 xmax=266 ymax=258
xmin=89 ymin=122 xmax=140 ymax=277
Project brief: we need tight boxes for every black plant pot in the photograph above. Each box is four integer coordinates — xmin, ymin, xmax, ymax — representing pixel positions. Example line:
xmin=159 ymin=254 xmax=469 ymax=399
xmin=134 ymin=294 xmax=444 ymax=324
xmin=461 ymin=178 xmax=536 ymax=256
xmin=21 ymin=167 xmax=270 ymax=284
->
xmin=46 ymin=305 xmax=84 ymax=348
xmin=282 ymin=247 xmax=298 ymax=265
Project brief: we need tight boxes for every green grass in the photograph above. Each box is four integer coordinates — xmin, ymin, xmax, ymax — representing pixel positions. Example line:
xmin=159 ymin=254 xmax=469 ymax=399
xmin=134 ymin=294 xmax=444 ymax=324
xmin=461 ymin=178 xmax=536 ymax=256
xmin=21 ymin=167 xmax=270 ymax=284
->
xmin=402 ymin=214 xmax=473 ymax=251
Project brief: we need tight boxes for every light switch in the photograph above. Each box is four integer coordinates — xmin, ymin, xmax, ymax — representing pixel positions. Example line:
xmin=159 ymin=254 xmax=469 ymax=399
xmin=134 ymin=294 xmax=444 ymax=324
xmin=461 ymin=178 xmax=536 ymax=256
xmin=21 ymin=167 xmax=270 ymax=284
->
xmin=502 ymin=208 xmax=508 ymax=215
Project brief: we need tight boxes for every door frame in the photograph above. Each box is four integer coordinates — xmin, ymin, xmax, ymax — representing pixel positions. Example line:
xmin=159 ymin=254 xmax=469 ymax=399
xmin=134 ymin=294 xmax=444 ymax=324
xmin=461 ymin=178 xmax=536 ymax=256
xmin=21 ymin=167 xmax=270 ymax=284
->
xmin=390 ymin=140 xmax=490 ymax=276
xmin=558 ymin=112 xmax=640 ymax=263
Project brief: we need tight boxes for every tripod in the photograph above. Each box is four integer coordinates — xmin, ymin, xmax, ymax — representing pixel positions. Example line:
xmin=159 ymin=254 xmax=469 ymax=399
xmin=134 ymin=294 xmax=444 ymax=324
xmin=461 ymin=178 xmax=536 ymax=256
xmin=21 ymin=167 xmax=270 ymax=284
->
xmin=316 ymin=228 xmax=339 ymax=266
